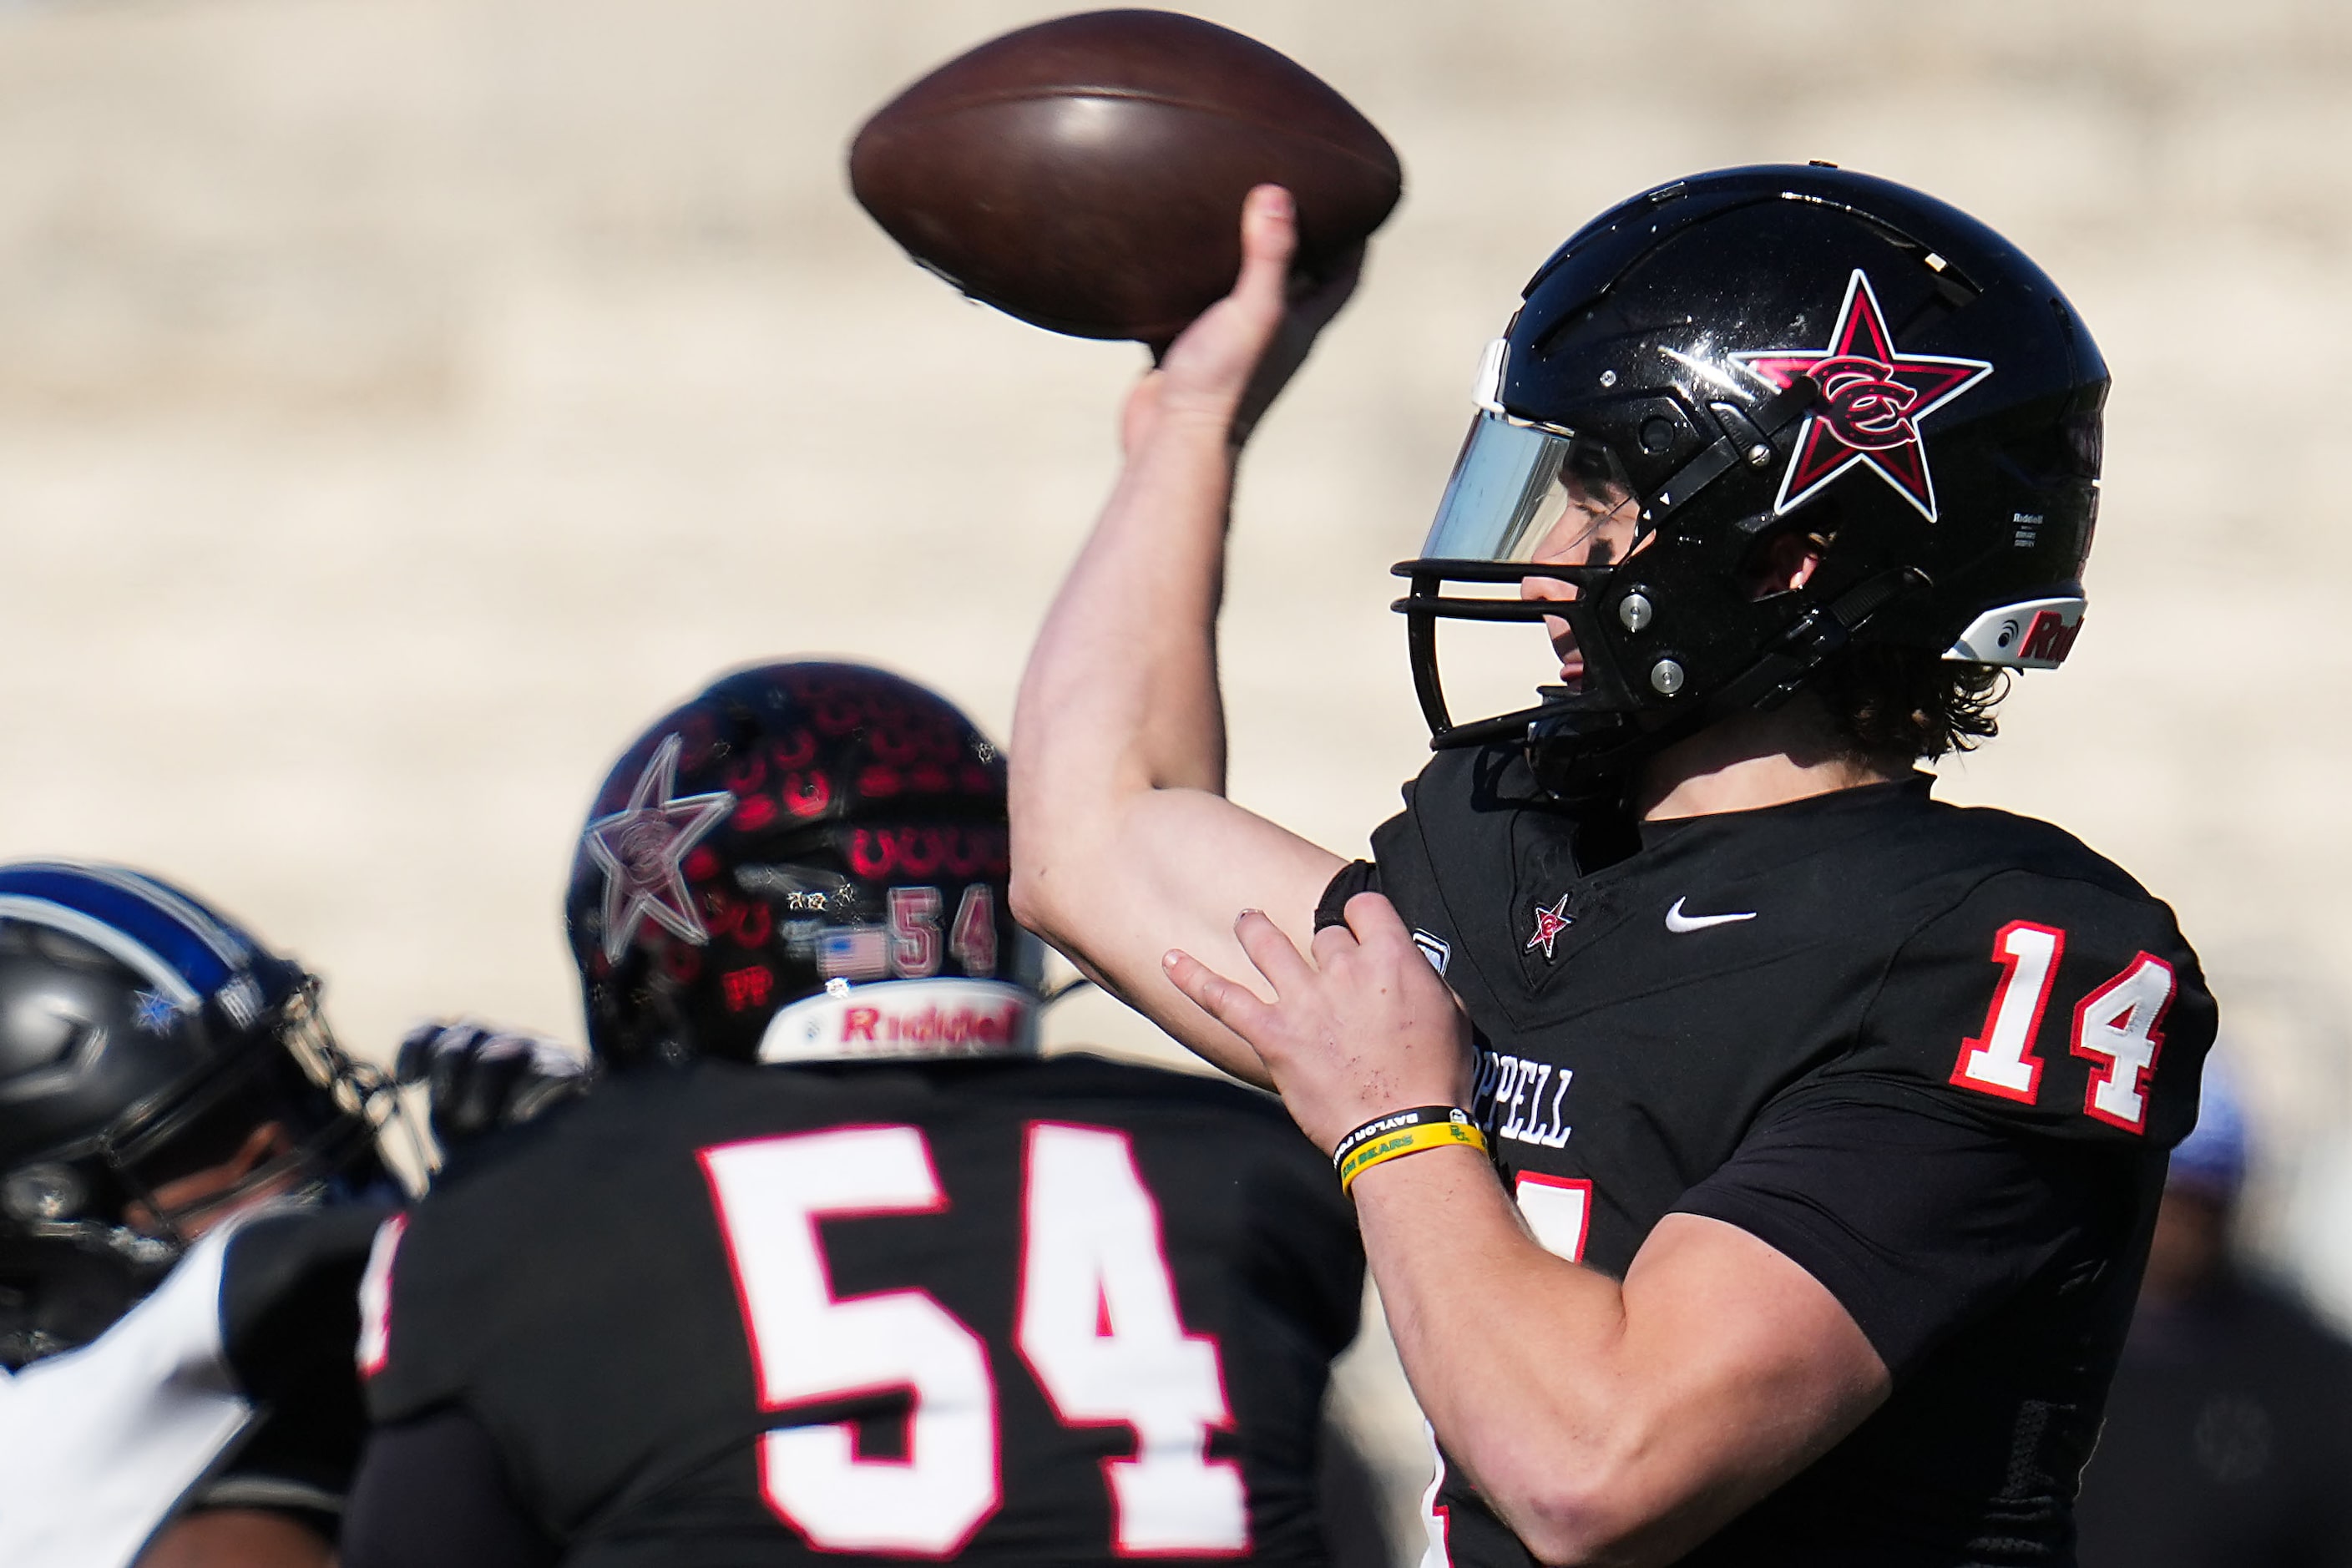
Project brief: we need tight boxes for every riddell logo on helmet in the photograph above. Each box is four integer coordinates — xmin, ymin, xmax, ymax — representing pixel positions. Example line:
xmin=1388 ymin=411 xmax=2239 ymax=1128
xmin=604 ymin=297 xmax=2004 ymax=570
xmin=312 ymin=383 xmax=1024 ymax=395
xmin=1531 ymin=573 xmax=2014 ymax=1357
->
xmin=2016 ymin=609 xmax=2081 ymax=665
xmin=837 ymin=999 xmax=1022 ymax=1048
xmin=758 ymin=979 xmax=1037 ymax=1065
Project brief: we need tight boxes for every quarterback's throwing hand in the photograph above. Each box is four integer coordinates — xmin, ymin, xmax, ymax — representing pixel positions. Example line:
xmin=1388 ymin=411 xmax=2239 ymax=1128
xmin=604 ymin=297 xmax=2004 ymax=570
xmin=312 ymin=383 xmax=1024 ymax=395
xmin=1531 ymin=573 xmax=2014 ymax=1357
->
xmin=1165 ymin=893 xmax=1473 ymax=1155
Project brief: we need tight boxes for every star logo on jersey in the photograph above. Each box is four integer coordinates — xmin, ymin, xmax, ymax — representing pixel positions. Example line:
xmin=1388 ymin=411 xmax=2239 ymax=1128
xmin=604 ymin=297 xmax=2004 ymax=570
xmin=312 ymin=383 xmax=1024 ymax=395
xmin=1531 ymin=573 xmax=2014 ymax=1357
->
xmin=1525 ymin=893 xmax=1574 ymax=961
xmin=1732 ymin=269 xmax=1993 ymax=522
xmin=583 ymin=731 xmax=736 ymax=964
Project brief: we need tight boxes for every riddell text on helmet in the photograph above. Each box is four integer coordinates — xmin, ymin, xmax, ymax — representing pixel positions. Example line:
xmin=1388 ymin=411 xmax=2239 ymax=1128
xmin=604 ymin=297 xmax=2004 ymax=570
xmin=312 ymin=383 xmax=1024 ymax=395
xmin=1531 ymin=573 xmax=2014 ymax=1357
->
xmin=837 ymin=999 xmax=1026 ymax=1051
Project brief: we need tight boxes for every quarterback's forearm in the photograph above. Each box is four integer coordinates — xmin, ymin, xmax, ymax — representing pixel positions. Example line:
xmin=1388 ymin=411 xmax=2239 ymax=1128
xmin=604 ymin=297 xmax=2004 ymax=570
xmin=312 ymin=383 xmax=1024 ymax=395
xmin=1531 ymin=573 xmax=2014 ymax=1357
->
xmin=1010 ymin=407 xmax=1237 ymax=845
xmin=1009 ymin=189 xmax=1347 ymax=1079
xmin=1352 ymin=1150 xmax=1885 ymax=1566
xmin=1009 ymin=415 xmax=1338 ymax=1084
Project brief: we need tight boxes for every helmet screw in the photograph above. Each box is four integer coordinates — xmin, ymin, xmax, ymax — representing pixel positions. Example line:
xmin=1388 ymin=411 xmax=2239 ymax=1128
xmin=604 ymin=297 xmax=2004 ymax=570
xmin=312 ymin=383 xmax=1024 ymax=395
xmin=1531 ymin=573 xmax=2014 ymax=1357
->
xmin=1649 ymin=659 xmax=1685 ymax=696
xmin=1598 ymin=370 xmax=1617 ymax=387
xmin=1618 ymin=593 xmax=1654 ymax=633
xmin=1744 ymin=443 xmax=1773 ymax=468
xmin=3 ymin=1163 xmax=86 ymax=1223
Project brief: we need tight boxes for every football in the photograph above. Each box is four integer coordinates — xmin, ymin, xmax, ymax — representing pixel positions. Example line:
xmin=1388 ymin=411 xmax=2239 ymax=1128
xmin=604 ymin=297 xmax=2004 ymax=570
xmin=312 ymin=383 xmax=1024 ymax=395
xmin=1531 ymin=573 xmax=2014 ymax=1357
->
xmin=849 ymin=9 xmax=1403 ymax=344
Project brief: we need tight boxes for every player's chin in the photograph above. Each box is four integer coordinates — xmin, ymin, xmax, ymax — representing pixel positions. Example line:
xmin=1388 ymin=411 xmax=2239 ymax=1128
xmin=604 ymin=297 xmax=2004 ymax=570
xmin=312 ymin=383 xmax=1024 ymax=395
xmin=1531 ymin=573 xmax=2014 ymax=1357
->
xmin=1549 ymin=634 xmax=1586 ymax=691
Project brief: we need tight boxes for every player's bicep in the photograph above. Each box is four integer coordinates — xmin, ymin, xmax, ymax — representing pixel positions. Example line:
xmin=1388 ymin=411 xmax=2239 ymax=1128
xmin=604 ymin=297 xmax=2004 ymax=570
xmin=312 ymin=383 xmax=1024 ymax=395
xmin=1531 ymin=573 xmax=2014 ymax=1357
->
xmin=1612 ymin=1214 xmax=1889 ymax=1540
xmin=1014 ymin=784 xmax=1342 ymax=1080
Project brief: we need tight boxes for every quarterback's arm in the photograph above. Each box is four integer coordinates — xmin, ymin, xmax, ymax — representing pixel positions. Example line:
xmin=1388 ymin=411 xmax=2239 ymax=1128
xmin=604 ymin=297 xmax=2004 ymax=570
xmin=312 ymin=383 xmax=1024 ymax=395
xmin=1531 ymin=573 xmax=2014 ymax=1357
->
xmin=1354 ymin=1164 xmax=1887 ymax=1566
xmin=1010 ymin=185 xmax=1351 ymax=1081
xmin=1167 ymin=900 xmax=1890 ymax=1565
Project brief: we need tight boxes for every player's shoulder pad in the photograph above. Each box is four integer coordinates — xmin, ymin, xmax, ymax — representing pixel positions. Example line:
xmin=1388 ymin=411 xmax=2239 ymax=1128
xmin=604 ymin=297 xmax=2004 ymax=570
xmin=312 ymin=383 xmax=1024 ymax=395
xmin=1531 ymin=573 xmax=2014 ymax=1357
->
xmin=1853 ymin=853 xmax=2215 ymax=1151
xmin=353 ymin=1104 xmax=608 ymax=1421
xmin=1007 ymin=1052 xmax=1297 ymax=1125
xmin=999 ymin=1055 xmax=1351 ymax=1218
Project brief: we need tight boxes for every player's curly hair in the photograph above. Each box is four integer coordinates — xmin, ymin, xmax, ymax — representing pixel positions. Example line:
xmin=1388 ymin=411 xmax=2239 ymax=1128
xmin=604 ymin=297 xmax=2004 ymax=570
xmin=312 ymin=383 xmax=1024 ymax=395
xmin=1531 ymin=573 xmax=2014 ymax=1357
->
xmin=1813 ymin=642 xmax=2008 ymax=762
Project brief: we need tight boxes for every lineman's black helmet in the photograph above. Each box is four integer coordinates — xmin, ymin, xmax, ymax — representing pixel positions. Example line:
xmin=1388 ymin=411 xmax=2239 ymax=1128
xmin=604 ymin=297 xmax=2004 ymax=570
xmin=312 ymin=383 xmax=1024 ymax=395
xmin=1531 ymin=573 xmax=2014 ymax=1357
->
xmin=566 ymin=662 xmax=1042 ymax=1069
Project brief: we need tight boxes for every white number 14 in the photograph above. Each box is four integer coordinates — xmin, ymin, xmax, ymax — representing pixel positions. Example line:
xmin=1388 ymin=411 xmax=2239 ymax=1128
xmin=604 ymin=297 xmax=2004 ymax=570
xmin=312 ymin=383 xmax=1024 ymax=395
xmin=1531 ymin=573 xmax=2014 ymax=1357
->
xmin=700 ymin=1122 xmax=1246 ymax=1558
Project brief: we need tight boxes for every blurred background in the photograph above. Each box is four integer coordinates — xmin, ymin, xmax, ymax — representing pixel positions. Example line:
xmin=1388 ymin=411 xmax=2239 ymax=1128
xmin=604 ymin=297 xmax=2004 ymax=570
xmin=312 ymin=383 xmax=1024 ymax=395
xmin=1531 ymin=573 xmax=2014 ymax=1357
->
xmin=0 ymin=0 xmax=2348 ymax=1552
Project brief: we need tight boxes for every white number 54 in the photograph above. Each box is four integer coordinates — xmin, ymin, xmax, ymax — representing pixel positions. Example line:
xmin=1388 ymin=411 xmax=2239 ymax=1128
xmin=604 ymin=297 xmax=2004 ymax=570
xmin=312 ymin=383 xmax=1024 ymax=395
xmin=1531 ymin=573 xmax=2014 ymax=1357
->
xmin=700 ymin=1122 xmax=1247 ymax=1557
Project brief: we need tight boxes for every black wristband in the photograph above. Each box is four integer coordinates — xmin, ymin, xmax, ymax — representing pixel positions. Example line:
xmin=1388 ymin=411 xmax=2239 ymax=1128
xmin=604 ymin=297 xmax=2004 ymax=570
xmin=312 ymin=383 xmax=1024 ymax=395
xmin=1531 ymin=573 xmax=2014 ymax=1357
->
xmin=1332 ymin=1105 xmax=1475 ymax=1168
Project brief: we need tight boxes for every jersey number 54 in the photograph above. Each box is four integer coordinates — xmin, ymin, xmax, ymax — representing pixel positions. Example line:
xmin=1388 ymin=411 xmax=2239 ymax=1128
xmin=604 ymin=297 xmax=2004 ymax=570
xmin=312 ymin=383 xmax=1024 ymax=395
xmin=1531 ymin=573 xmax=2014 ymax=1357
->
xmin=700 ymin=1122 xmax=1247 ymax=1558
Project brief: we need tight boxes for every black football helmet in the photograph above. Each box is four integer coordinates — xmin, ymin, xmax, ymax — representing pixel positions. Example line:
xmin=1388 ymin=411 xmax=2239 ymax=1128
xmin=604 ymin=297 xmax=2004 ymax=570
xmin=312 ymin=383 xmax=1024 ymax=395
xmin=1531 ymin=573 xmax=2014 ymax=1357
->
xmin=1394 ymin=163 xmax=2107 ymax=803
xmin=0 ymin=862 xmax=410 ymax=1366
xmin=566 ymin=661 xmax=1043 ymax=1069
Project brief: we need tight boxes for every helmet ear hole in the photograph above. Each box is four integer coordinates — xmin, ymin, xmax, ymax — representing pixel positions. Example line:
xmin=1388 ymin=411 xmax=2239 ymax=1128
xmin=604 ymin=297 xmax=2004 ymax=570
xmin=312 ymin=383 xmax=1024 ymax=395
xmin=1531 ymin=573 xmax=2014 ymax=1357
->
xmin=1737 ymin=522 xmax=1834 ymax=601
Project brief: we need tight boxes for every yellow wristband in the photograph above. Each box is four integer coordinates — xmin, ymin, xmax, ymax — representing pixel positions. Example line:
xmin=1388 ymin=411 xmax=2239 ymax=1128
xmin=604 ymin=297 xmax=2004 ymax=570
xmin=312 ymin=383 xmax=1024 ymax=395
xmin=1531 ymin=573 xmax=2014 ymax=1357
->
xmin=1336 ymin=1118 xmax=1489 ymax=1192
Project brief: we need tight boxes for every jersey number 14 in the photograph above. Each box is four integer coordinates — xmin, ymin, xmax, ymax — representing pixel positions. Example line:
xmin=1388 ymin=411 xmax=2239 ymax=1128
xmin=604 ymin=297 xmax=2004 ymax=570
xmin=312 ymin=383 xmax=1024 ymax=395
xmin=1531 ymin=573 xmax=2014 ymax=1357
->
xmin=700 ymin=1122 xmax=1247 ymax=1558
xmin=1950 ymin=920 xmax=2177 ymax=1132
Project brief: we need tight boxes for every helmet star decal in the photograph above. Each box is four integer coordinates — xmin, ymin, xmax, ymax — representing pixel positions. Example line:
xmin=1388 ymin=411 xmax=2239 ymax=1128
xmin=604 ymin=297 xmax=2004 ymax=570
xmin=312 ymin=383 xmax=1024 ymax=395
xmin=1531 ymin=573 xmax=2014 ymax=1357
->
xmin=583 ymin=732 xmax=736 ymax=964
xmin=1733 ymin=269 xmax=1993 ymax=522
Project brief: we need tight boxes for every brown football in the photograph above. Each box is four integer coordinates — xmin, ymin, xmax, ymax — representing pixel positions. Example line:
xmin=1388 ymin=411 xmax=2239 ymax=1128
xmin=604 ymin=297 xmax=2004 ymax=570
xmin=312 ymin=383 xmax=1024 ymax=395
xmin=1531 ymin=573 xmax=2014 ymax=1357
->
xmin=850 ymin=9 xmax=1403 ymax=343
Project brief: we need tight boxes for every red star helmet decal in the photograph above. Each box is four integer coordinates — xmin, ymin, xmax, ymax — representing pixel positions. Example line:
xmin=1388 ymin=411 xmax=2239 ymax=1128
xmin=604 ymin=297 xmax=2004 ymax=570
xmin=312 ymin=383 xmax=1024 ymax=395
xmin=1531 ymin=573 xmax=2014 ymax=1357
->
xmin=584 ymin=732 xmax=736 ymax=964
xmin=1733 ymin=269 xmax=1993 ymax=522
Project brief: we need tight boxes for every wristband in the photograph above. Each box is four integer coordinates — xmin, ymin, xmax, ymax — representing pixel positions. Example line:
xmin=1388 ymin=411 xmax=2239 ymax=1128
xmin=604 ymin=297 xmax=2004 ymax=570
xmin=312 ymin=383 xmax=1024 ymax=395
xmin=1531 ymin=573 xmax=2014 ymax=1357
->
xmin=1333 ymin=1106 xmax=1486 ymax=1193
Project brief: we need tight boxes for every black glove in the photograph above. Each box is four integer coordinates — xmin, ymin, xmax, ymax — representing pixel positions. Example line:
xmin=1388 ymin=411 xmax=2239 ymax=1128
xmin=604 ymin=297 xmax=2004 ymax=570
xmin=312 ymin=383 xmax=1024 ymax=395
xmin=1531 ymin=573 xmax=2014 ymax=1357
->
xmin=395 ymin=1019 xmax=594 ymax=1151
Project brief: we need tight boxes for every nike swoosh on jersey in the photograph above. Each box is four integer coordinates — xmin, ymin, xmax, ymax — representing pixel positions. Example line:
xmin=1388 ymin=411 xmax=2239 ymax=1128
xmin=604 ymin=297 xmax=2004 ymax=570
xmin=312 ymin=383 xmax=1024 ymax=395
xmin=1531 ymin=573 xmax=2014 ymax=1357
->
xmin=1665 ymin=898 xmax=1757 ymax=933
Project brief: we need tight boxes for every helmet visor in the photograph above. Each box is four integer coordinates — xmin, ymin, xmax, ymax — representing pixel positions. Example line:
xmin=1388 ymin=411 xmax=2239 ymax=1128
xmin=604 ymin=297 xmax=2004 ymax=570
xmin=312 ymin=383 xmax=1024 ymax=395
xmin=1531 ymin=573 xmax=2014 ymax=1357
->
xmin=1420 ymin=411 xmax=1643 ymax=570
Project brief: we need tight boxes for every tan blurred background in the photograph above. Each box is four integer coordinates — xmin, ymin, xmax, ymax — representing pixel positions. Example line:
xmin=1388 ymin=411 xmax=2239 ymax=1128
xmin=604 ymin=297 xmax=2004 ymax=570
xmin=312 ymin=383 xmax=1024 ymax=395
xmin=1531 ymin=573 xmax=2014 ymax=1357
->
xmin=1 ymin=0 xmax=2349 ymax=1551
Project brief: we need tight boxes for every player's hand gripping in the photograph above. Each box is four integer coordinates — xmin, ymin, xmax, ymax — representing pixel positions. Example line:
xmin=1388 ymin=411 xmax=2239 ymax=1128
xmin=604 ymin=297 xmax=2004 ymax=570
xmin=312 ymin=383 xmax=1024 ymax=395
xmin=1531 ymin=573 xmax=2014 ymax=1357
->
xmin=1123 ymin=184 xmax=1363 ymax=455
xmin=397 ymin=1018 xmax=595 ymax=1155
xmin=1163 ymin=893 xmax=1474 ymax=1155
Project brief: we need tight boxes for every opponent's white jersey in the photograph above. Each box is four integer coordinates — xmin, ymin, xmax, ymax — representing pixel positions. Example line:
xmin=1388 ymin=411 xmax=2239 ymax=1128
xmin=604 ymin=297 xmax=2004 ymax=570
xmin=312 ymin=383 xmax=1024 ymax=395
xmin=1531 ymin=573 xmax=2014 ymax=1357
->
xmin=0 ymin=1219 xmax=258 ymax=1568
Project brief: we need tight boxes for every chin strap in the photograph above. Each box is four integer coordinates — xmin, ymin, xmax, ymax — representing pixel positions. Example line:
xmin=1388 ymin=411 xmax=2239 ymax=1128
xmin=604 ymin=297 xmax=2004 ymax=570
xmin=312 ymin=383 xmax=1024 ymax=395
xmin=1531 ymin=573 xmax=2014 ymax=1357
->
xmin=1525 ymin=566 xmax=1930 ymax=807
xmin=1709 ymin=566 xmax=1933 ymax=714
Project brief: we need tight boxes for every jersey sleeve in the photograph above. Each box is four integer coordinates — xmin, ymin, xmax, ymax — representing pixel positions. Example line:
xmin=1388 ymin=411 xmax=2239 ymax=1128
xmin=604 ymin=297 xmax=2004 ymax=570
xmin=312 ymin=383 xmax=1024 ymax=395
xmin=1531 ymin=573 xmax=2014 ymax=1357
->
xmin=1314 ymin=860 xmax=1383 ymax=932
xmin=1844 ymin=867 xmax=2216 ymax=1151
xmin=1674 ymin=865 xmax=2211 ymax=1377
xmin=1673 ymin=1081 xmax=2148 ymax=1376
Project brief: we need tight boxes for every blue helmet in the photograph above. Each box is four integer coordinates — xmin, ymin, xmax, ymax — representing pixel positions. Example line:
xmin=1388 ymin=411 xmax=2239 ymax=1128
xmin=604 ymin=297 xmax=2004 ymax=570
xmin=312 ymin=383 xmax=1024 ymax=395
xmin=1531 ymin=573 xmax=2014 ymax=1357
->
xmin=0 ymin=861 xmax=406 ymax=1364
xmin=2167 ymin=1063 xmax=2249 ymax=1199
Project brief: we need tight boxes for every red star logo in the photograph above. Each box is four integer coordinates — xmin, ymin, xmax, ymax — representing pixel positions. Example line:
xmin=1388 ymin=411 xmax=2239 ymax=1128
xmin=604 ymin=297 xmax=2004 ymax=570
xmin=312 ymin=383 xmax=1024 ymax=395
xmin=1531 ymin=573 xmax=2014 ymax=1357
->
xmin=1525 ymin=893 xmax=1574 ymax=960
xmin=583 ymin=732 xmax=736 ymax=964
xmin=1733 ymin=270 xmax=1992 ymax=522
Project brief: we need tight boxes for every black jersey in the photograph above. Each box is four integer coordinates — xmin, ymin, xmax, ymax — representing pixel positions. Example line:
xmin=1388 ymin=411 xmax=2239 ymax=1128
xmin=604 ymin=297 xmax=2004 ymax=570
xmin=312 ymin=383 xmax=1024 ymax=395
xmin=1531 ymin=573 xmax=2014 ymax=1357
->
xmin=1330 ymin=751 xmax=2216 ymax=1568
xmin=201 ymin=1203 xmax=391 ymax=1531
xmin=360 ymin=1054 xmax=1364 ymax=1568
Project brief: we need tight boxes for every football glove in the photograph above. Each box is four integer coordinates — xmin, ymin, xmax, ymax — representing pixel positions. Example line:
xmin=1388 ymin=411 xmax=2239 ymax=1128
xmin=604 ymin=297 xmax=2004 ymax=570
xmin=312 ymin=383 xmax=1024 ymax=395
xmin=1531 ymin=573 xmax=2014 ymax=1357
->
xmin=395 ymin=1019 xmax=594 ymax=1151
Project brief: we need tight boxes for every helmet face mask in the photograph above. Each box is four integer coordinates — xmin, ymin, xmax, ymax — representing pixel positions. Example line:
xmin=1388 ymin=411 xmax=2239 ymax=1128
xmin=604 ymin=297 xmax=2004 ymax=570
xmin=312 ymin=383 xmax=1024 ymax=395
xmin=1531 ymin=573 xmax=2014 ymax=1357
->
xmin=1394 ymin=164 xmax=2108 ymax=805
